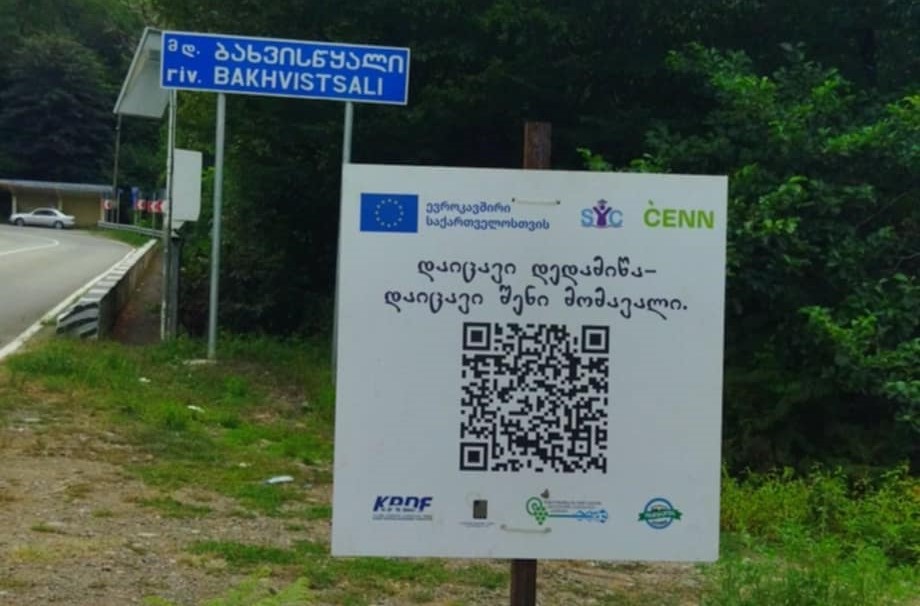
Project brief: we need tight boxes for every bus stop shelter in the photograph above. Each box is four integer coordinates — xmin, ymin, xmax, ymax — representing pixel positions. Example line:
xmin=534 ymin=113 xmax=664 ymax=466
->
xmin=0 ymin=179 xmax=112 ymax=227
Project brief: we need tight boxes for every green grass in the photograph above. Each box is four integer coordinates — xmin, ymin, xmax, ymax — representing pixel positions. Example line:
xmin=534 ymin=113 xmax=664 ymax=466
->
xmin=4 ymin=336 xmax=332 ymax=515
xmin=137 ymin=497 xmax=213 ymax=519
xmin=3 ymin=336 xmax=917 ymax=605
xmin=144 ymin=569 xmax=313 ymax=606
xmin=303 ymin=505 xmax=332 ymax=520
xmin=188 ymin=540 xmax=324 ymax=566
xmin=704 ymin=465 xmax=920 ymax=605
xmin=180 ymin=535 xmax=509 ymax=603
xmin=90 ymin=228 xmax=156 ymax=248
xmin=181 ymin=539 xmax=508 ymax=605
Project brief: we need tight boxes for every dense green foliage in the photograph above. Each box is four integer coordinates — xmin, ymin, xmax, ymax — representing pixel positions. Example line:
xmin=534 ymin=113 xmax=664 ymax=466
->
xmin=0 ymin=0 xmax=159 ymax=185
xmin=707 ymin=465 xmax=920 ymax=605
xmin=596 ymin=45 xmax=918 ymax=469
xmin=143 ymin=0 xmax=918 ymax=469
xmin=0 ymin=35 xmax=112 ymax=181
xmin=146 ymin=1 xmax=917 ymax=333
xmin=0 ymin=1 xmax=916 ymax=468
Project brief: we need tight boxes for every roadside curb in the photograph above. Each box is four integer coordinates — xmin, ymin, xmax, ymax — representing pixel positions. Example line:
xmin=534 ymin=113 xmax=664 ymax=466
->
xmin=56 ymin=239 xmax=159 ymax=340
xmin=0 ymin=243 xmax=140 ymax=362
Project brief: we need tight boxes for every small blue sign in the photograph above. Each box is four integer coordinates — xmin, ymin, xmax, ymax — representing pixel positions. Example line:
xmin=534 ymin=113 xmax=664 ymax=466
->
xmin=360 ymin=193 xmax=419 ymax=233
xmin=161 ymin=31 xmax=410 ymax=105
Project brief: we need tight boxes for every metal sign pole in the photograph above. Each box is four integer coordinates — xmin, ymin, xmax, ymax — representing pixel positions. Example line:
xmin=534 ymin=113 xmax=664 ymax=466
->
xmin=169 ymin=235 xmax=181 ymax=335
xmin=158 ymin=31 xmax=408 ymax=361
xmin=207 ymin=93 xmax=226 ymax=360
xmin=343 ymin=101 xmax=354 ymax=162
xmin=112 ymin=114 xmax=122 ymax=223
xmin=161 ymin=90 xmax=177 ymax=340
xmin=331 ymin=101 xmax=354 ymax=375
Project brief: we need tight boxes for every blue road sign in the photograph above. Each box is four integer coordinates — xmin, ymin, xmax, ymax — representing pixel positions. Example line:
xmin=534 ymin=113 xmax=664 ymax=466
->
xmin=160 ymin=31 xmax=410 ymax=105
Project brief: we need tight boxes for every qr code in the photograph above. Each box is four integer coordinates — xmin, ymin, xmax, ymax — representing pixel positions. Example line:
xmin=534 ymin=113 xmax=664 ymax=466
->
xmin=459 ymin=323 xmax=609 ymax=473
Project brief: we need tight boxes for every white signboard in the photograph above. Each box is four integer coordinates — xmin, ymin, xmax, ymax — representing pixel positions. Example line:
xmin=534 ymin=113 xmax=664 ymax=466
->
xmin=172 ymin=149 xmax=202 ymax=224
xmin=332 ymin=164 xmax=727 ymax=561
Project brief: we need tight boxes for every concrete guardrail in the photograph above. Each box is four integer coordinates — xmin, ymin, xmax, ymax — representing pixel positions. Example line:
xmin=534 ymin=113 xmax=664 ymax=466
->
xmin=56 ymin=239 xmax=159 ymax=339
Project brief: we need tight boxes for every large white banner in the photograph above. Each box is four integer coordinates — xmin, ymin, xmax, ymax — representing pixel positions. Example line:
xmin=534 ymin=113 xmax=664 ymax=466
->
xmin=332 ymin=164 xmax=727 ymax=561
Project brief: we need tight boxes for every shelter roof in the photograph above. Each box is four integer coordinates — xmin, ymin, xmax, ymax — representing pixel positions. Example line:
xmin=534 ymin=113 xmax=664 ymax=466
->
xmin=0 ymin=179 xmax=113 ymax=196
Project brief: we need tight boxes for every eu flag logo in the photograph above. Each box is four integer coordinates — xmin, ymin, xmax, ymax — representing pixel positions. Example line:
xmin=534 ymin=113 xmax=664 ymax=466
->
xmin=360 ymin=193 xmax=419 ymax=233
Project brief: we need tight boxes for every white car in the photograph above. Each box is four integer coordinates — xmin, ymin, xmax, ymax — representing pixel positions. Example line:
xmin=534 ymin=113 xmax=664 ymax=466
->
xmin=9 ymin=208 xmax=75 ymax=229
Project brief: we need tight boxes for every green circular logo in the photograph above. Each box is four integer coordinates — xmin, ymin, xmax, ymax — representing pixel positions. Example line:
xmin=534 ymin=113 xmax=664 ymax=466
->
xmin=526 ymin=497 xmax=549 ymax=525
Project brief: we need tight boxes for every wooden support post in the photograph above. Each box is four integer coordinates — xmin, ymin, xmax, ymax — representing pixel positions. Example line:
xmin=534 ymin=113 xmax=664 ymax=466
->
xmin=510 ymin=559 xmax=538 ymax=606
xmin=523 ymin=121 xmax=552 ymax=169
xmin=510 ymin=120 xmax=552 ymax=606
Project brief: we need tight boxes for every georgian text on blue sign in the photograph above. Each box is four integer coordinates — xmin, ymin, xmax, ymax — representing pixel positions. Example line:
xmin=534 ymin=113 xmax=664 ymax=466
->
xmin=160 ymin=31 xmax=410 ymax=105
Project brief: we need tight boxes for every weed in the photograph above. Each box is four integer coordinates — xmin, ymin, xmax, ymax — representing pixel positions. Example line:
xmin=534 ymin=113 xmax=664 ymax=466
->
xmin=9 ymin=546 xmax=54 ymax=563
xmin=64 ymin=483 xmax=92 ymax=500
xmin=145 ymin=568 xmax=312 ymax=605
xmin=0 ymin=576 xmax=32 ymax=590
xmin=409 ymin=588 xmax=436 ymax=603
xmin=138 ymin=497 xmax=212 ymax=519
xmin=187 ymin=540 xmax=325 ymax=569
xmin=30 ymin=522 xmax=66 ymax=534
xmin=721 ymin=464 xmax=920 ymax=565
xmin=452 ymin=563 xmax=507 ymax=590
xmin=303 ymin=505 xmax=331 ymax=520
xmin=710 ymin=465 xmax=920 ymax=605
xmin=91 ymin=229 xmax=154 ymax=248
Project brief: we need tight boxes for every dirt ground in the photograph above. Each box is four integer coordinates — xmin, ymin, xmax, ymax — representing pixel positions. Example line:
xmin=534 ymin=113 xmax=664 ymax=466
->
xmin=0 ymin=255 xmax=300 ymax=605
xmin=0 ymin=252 xmax=703 ymax=605
xmin=0 ymin=411 xmax=701 ymax=605
xmin=0 ymin=413 xmax=309 ymax=605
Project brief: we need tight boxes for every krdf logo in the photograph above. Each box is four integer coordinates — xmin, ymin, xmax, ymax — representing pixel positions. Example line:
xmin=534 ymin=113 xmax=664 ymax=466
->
xmin=373 ymin=495 xmax=432 ymax=513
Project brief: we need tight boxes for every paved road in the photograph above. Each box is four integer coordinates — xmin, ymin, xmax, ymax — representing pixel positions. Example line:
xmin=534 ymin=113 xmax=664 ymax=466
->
xmin=0 ymin=225 xmax=131 ymax=350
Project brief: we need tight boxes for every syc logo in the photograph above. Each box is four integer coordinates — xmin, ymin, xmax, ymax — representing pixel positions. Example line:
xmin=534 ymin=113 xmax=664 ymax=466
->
xmin=373 ymin=495 xmax=433 ymax=513
xmin=581 ymin=199 xmax=623 ymax=229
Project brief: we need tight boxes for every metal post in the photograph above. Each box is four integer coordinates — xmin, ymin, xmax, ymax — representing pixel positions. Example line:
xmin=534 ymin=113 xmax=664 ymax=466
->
xmin=169 ymin=235 xmax=182 ymax=336
xmin=161 ymin=90 xmax=177 ymax=340
xmin=509 ymin=121 xmax=552 ymax=606
xmin=207 ymin=93 xmax=226 ymax=360
xmin=342 ymin=102 xmax=354 ymax=163
xmin=112 ymin=114 xmax=122 ymax=224
xmin=331 ymin=101 xmax=354 ymax=374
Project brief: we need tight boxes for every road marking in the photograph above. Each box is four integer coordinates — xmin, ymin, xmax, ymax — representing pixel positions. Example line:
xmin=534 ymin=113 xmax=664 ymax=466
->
xmin=0 ymin=234 xmax=60 ymax=257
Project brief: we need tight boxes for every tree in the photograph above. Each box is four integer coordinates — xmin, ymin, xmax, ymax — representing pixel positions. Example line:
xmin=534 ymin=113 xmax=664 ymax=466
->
xmin=604 ymin=45 xmax=919 ymax=469
xmin=144 ymin=2 xmax=919 ymax=475
xmin=0 ymin=35 xmax=113 ymax=182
